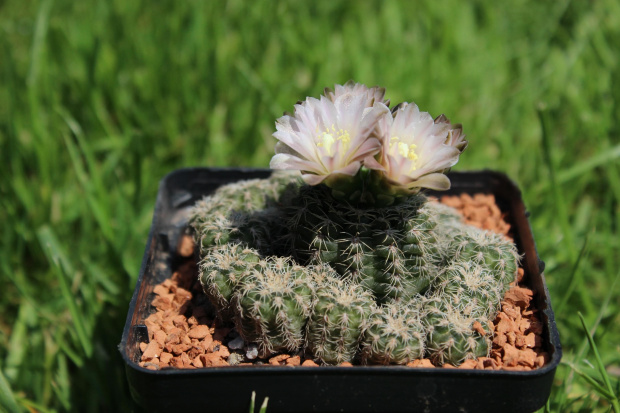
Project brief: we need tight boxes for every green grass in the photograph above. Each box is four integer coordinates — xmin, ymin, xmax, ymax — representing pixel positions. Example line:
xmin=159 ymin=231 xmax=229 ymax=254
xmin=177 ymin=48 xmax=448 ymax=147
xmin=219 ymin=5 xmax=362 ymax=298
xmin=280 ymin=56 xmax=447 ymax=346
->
xmin=1 ymin=0 xmax=619 ymax=411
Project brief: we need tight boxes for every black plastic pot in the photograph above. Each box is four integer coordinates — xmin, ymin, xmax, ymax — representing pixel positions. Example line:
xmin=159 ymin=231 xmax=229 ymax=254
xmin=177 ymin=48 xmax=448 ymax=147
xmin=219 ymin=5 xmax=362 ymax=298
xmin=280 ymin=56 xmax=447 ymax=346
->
xmin=119 ymin=168 xmax=562 ymax=413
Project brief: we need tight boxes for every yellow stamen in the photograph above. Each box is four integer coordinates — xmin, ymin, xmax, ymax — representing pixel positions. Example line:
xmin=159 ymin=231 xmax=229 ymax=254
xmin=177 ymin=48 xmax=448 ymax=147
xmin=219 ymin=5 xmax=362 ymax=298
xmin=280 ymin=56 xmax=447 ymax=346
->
xmin=316 ymin=124 xmax=351 ymax=157
xmin=389 ymin=136 xmax=419 ymax=170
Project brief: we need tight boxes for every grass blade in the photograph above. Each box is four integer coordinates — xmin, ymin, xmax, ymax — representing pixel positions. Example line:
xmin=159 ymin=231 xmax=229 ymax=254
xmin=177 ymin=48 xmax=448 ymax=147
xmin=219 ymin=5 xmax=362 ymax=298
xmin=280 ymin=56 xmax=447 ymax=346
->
xmin=249 ymin=391 xmax=256 ymax=413
xmin=37 ymin=226 xmax=93 ymax=358
xmin=556 ymin=145 xmax=620 ymax=184
xmin=534 ymin=144 xmax=620 ymax=193
xmin=259 ymin=396 xmax=270 ymax=413
xmin=537 ymin=105 xmax=576 ymax=256
xmin=578 ymin=312 xmax=620 ymax=412
xmin=563 ymin=361 xmax=614 ymax=400
xmin=248 ymin=391 xmax=269 ymax=413
xmin=3 ymin=302 xmax=37 ymax=382
xmin=555 ymin=232 xmax=589 ymax=313
xmin=27 ymin=0 xmax=54 ymax=87
xmin=14 ymin=397 xmax=57 ymax=413
xmin=0 ymin=368 xmax=21 ymax=413
xmin=566 ymin=269 xmax=620 ymax=391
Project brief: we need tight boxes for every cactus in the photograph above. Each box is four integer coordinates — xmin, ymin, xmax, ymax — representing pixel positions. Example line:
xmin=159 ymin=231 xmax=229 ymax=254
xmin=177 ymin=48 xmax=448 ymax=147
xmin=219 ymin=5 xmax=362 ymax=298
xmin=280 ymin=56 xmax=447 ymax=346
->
xmin=191 ymin=176 xmax=522 ymax=365
xmin=232 ymin=257 xmax=314 ymax=357
xmin=433 ymin=262 xmax=505 ymax=319
xmin=446 ymin=225 xmax=520 ymax=293
xmin=188 ymin=83 xmax=524 ymax=366
xmin=420 ymin=224 xmax=519 ymax=366
xmin=360 ymin=299 xmax=426 ymax=365
xmin=287 ymin=184 xmax=442 ymax=302
xmin=423 ymin=296 xmax=491 ymax=366
xmin=191 ymin=177 xmax=521 ymax=365
xmin=306 ymin=275 xmax=375 ymax=365
xmin=190 ymin=171 xmax=299 ymax=255
xmin=198 ymin=243 xmax=262 ymax=321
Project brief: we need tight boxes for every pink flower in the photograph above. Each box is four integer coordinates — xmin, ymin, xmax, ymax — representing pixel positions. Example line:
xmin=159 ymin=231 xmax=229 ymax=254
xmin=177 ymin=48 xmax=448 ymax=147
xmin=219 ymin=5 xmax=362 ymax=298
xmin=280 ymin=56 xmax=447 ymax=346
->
xmin=323 ymin=80 xmax=390 ymax=108
xmin=270 ymin=92 xmax=389 ymax=185
xmin=376 ymin=102 xmax=463 ymax=192
xmin=434 ymin=114 xmax=468 ymax=154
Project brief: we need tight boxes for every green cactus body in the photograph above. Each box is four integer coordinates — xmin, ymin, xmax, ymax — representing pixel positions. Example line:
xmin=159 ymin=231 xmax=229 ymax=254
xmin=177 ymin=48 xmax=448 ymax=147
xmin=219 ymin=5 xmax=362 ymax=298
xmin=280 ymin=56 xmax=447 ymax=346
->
xmin=190 ymin=174 xmax=523 ymax=366
xmin=306 ymin=276 xmax=375 ymax=365
xmin=426 ymin=201 xmax=464 ymax=225
xmin=233 ymin=257 xmax=314 ymax=357
xmin=423 ymin=297 xmax=491 ymax=366
xmin=360 ymin=300 xmax=426 ymax=365
xmin=198 ymin=244 xmax=262 ymax=321
xmin=433 ymin=262 xmax=504 ymax=320
xmin=448 ymin=226 xmax=520 ymax=292
xmin=423 ymin=223 xmax=518 ymax=366
xmin=190 ymin=171 xmax=299 ymax=255
xmin=288 ymin=185 xmax=442 ymax=302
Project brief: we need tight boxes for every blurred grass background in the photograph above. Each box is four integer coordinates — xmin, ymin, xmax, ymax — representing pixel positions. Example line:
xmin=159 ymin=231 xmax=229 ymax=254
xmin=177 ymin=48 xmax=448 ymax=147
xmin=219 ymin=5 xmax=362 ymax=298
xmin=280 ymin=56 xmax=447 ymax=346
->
xmin=1 ymin=0 xmax=619 ymax=411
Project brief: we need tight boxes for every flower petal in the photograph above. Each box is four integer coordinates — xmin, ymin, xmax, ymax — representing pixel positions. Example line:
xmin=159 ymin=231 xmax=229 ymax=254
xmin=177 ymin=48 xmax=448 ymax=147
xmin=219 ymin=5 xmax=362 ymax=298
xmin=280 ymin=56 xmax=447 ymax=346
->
xmin=406 ymin=173 xmax=451 ymax=190
xmin=270 ymin=153 xmax=326 ymax=174
xmin=362 ymin=155 xmax=385 ymax=171
xmin=301 ymin=173 xmax=328 ymax=185
xmin=376 ymin=101 xmax=463 ymax=193
xmin=270 ymin=88 xmax=383 ymax=185
xmin=334 ymin=161 xmax=362 ymax=177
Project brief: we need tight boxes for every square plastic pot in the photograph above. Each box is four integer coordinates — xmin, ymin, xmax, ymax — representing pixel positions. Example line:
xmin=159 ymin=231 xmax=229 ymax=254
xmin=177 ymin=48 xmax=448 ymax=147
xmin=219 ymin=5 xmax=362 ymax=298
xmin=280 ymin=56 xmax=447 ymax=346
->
xmin=119 ymin=168 xmax=562 ymax=413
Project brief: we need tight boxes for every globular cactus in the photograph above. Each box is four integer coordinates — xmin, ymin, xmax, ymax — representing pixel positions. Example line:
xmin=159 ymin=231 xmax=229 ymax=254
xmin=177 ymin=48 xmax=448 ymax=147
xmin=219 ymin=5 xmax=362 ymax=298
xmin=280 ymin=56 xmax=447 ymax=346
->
xmin=360 ymin=299 xmax=426 ymax=365
xmin=423 ymin=296 xmax=491 ymax=366
xmin=447 ymin=225 xmax=520 ymax=293
xmin=420 ymin=223 xmax=518 ymax=366
xmin=306 ymin=275 xmax=375 ymax=365
xmin=190 ymin=176 xmax=522 ymax=367
xmin=232 ymin=257 xmax=314 ymax=358
xmin=432 ymin=262 xmax=505 ymax=320
xmin=365 ymin=201 xmax=443 ymax=301
xmin=190 ymin=171 xmax=299 ymax=255
xmin=187 ymin=83 xmax=529 ymax=367
xmin=429 ymin=201 xmax=463 ymax=222
xmin=198 ymin=243 xmax=262 ymax=322
xmin=287 ymin=184 xmax=442 ymax=302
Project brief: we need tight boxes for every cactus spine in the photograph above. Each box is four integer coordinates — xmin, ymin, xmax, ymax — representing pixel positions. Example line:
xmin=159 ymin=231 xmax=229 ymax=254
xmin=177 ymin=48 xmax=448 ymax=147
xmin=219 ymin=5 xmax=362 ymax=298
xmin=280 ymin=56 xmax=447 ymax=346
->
xmin=190 ymin=171 xmax=299 ymax=255
xmin=306 ymin=276 xmax=375 ymax=365
xmin=198 ymin=244 xmax=262 ymax=322
xmin=190 ymin=173 xmax=521 ymax=366
xmin=233 ymin=257 xmax=314 ymax=357
xmin=449 ymin=228 xmax=520 ymax=293
xmin=423 ymin=297 xmax=491 ymax=366
xmin=361 ymin=299 xmax=426 ymax=365
xmin=287 ymin=184 xmax=442 ymax=302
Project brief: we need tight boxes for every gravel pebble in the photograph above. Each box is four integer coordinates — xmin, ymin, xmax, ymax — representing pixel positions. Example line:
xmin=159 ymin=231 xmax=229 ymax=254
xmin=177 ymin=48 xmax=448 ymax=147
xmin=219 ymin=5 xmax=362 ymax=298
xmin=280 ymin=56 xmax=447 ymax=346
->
xmin=228 ymin=336 xmax=244 ymax=350
xmin=246 ymin=345 xmax=259 ymax=360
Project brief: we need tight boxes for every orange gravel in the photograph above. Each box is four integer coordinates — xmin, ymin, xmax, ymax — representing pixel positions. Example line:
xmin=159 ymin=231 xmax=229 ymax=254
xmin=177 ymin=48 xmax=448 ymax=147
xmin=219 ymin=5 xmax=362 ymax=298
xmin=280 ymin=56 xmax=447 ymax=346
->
xmin=138 ymin=193 xmax=547 ymax=370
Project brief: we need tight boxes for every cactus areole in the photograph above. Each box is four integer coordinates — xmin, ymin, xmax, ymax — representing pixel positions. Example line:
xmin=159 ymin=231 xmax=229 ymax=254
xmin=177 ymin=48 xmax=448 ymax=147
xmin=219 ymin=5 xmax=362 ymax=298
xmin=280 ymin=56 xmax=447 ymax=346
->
xmin=190 ymin=82 xmax=520 ymax=366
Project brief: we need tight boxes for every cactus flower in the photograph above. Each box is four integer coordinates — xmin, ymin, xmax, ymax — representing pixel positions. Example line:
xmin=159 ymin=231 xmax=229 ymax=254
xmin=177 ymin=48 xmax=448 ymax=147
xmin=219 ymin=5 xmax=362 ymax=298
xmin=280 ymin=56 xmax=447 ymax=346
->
xmin=323 ymin=80 xmax=390 ymax=108
xmin=376 ymin=102 xmax=463 ymax=193
xmin=269 ymin=92 xmax=389 ymax=186
xmin=434 ymin=114 xmax=468 ymax=153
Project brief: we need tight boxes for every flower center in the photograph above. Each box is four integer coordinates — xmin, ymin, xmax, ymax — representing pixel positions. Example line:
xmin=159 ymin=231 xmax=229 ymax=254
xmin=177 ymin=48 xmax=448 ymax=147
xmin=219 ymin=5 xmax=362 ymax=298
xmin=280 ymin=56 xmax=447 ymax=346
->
xmin=316 ymin=124 xmax=351 ymax=157
xmin=389 ymin=137 xmax=418 ymax=170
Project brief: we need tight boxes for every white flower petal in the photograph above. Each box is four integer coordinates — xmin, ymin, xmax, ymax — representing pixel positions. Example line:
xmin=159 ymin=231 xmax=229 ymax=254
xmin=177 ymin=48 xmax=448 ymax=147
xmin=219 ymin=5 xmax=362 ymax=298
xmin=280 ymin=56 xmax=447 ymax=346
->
xmin=377 ymin=101 xmax=463 ymax=192
xmin=274 ymin=141 xmax=304 ymax=159
xmin=435 ymin=114 xmax=468 ymax=152
xmin=301 ymin=173 xmax=328 ymax=185
xmin=406 ymin=173 xmax=451 ymax=190
xmin=270 ymin=89 xmax=383 ymax=185
xmin=334 ymin=161 xmax=362 ymax=177
xmin=270 ymin=153 xmax=325 ymax=174
xmin=324 ymin=81 xmax=389 ymax=107
xmin=362 ymin=155 xmax=385 ymax=171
